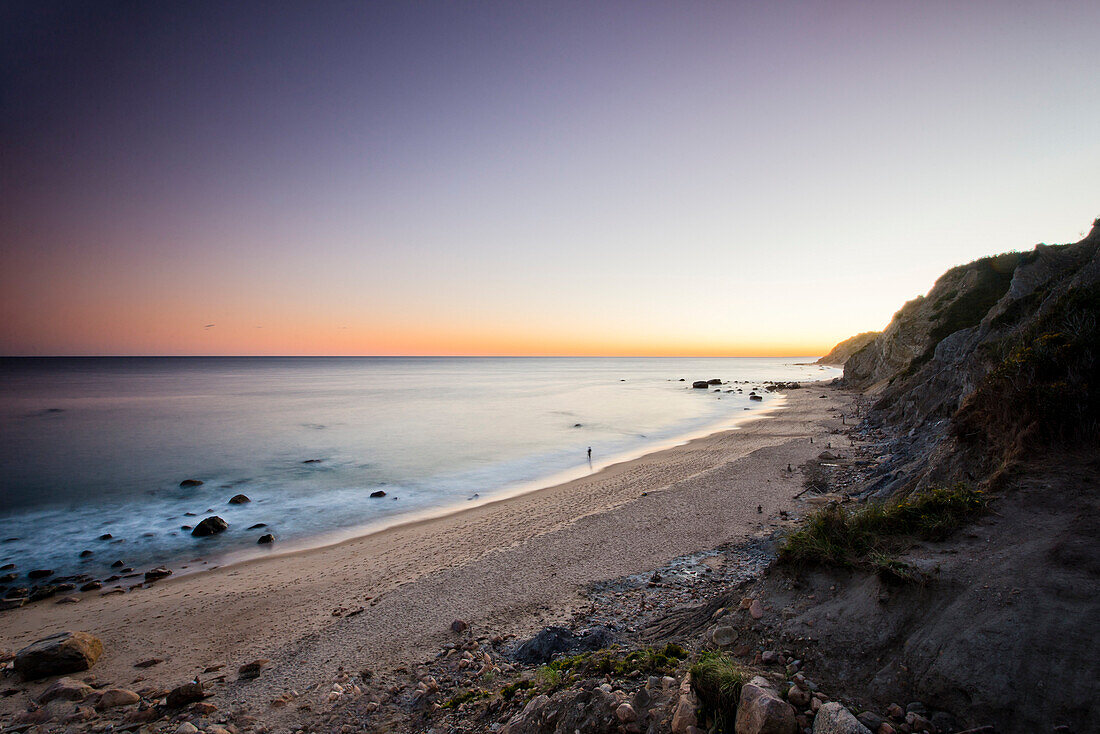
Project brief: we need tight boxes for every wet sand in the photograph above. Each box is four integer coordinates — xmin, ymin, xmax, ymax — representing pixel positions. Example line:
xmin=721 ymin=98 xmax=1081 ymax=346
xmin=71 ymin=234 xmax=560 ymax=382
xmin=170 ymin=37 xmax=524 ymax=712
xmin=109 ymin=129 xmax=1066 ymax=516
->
xmin=0 ymin=383 xmax=852 ymax=719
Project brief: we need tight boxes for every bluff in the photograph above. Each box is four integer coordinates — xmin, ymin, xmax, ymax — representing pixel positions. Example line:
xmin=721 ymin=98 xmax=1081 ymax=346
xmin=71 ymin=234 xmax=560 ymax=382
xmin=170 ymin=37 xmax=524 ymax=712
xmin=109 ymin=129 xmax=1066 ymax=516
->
xmin=815 ymin=331 xmax=880 ymax=366
xmin=796 ymin=219 xmax=1100 ymax=732
xmin=842 ymin=218 xmax=1100 ymax=493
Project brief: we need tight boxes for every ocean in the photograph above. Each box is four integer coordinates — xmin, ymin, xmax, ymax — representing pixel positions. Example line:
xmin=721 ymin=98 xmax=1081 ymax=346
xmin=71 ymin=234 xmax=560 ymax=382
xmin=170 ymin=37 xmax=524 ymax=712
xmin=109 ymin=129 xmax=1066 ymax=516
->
xmin=0 ymin=357 xmax=839 ymax=585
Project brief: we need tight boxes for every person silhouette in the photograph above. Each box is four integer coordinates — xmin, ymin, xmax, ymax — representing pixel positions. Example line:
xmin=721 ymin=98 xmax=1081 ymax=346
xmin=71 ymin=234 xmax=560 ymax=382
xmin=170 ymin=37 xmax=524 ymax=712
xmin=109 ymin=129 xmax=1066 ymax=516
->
xmin=587 ymin=447 xmax=592 ymax=461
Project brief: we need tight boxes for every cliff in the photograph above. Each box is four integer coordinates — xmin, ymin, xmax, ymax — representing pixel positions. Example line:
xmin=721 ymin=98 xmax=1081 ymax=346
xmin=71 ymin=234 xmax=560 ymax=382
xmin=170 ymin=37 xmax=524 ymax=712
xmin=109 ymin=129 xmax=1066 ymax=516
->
xmin=815 ymin=331 xmax=880 ymax=365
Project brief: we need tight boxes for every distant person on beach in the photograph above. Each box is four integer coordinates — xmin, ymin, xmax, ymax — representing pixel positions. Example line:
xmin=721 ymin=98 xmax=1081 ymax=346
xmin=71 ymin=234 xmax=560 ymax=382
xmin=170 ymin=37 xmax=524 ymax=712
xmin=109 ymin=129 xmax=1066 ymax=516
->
xmin=587 ymin=447 xmax=592 ymax=460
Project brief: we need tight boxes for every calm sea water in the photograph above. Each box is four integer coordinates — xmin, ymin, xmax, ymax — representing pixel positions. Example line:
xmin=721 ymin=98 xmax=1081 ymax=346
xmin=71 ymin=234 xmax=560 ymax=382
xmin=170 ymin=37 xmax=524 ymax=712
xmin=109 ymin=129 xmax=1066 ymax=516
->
xmin=0 ymin=357 xmax=838 ymax=583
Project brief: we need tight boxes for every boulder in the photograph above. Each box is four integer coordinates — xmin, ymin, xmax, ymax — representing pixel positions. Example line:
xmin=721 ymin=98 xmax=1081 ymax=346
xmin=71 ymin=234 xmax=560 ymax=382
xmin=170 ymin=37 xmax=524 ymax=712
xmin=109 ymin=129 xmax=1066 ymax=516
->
xmin=37 ymin=677 xmax=95 ymax=703
xmin=813 ymin=702 xmax=872 ymax=734
xmin=735 ymin=676 xmax=797 ymax=734
xmin=179 ymin=479 xmax=203 ymax=488
xmin=707 ymin=378 xmax=723 ymax=385
xmin=787 ymin=684 xmax=811 ymax=708
xmin=711 ymin=625 xmax=738 ymax=647
xmin=190 ymin=516 xmax=228 ymax=537
xmin=166 ymin=681 xmax=204 ymax=708
xmin=257 ymin=533 xmax=275 ymax=544
xmin=692 ymin=381 xmax=710 ymax=389
xmin=857 ymin=711 xmax=885 ymax=731
xmin=228 ymin=494 xmax=250 ymax=505
xmin=28 ymin=569 xmax=54 ymax=579
xmin=369 ymin=490 xmax=387 ymax=498
xmin=96 ymin=688 xmax=140 ymax=709
xmin=144 ymin=567 xmax=172 ymax=582
xmin=14 ymin=631 xmax=104 ymax=679
xmin=513 ymin=625 xmax=614 ymax=664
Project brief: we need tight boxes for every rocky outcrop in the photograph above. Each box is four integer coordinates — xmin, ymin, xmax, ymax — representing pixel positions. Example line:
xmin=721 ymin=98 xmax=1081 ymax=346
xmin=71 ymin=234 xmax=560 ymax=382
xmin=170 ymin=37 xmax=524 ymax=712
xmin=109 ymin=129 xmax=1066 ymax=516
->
xmin=14 ymin=631 xmax=104 ymax=679
xmin=816 ymin=332 xmax=880 ymax=366
xmin=840 ymin=219 xmax=1100 ymax=493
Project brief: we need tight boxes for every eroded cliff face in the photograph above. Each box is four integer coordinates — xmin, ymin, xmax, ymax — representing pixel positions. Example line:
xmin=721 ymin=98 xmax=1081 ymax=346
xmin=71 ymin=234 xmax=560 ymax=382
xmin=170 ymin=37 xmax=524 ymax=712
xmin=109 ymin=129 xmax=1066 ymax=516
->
xmin=814 ymin=331 xmax=880 ymax=366
xmin=837 ymin=219 xmax=1100 ymax=490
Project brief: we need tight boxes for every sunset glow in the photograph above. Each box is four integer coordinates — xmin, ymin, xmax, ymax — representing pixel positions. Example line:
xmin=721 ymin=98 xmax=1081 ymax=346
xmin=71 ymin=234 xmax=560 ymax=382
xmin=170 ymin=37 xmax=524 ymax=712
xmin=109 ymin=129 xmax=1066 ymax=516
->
xmin=2 ymin=1 xmax=1097 ymax=356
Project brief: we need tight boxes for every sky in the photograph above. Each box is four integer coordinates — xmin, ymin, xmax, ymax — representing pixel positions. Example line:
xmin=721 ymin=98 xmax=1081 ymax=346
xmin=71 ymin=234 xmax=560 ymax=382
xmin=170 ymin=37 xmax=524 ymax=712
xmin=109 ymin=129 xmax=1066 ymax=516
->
xmin=1 ymin=1 xmax=1097 ymax=357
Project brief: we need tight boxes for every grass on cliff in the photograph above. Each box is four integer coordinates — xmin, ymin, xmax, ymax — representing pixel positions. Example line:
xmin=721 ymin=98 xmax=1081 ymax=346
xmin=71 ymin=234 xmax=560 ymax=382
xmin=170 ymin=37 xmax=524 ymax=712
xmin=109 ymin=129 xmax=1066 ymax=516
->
xmin=690 ymin=652 xmax=745 ymax=732
xmin=779 ymin=483 xmax=987 ymax=571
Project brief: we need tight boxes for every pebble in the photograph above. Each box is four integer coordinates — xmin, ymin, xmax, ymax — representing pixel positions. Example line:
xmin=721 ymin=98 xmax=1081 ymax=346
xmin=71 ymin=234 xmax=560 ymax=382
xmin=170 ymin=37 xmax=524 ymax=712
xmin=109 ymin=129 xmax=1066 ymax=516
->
xmin=176 ymin=724 xmax=199 ymax=734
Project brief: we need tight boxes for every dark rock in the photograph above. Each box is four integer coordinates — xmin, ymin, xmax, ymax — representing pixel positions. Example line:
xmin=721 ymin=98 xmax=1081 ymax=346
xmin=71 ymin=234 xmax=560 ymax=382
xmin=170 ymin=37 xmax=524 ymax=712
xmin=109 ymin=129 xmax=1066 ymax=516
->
xmin=750 ymin=394 xmax=763 ymax=401
xmin=79 ymin=582 xmax=102 ymax=592
xmin=513 ymin=625 xmax=614 ymax=664
xmin=451 ymin=619 xmax=468 ymax=633
xmin=166 ymin=680 xmax=204 ymax=708
xmin=302 ymin=459 xmax=322 ymax=463
xmin=111 ymin=560 xmax=124 ymax=568
xmin=0 ymin=563 xmax=13 ymax=570
xmin=247 ymin=523 xmax=267 ymax=529
xmin=857 ymin=711 xmax=885 ymax=732
xmin=228 ymin=494 xmax=250 ymax=504
xmin=28 ymin=569 xmax=54 ymax=579
xmin=98 ymin=533 xmax=113 ymax=540
xmin=0 ymin=597 xmax=25 ymax=610
xmin=191 ymin=516 xmax=228 ymax=537
xmin=134 ymin=657 xmax=163 ymax=668
xmin=37 ymin=676 xmax=94 ymax=703
xmin=370 ymin=490 xmax=387 ymax=498
xmin=180 ymin=525 xmax=192 ymax=530
xmin=930 ymin=711 xmax=958 ymax=733
xmin=79 ymin=550 xmax=93 ymax=558
xmin=179 ymin=479 xmax=203 ymax=488
xmin=14 ymin=631 xmax=104 ymax=679
xmin=29 ymin=585 xmax=59 ymax=601
xmin=257 ymin=534 xmax=274 ymax=544
xmin=0 ymin=573 xmax=15 ymax=583
xmin=238 ymin=659 xmax=268 ymax=680
xmin=707 ymin=378 xmax=723 ymax=385
xmin=692 ymin=381 xmax=709 ymax=389
xmin=144 ymin=567 xmax=172 ymax=582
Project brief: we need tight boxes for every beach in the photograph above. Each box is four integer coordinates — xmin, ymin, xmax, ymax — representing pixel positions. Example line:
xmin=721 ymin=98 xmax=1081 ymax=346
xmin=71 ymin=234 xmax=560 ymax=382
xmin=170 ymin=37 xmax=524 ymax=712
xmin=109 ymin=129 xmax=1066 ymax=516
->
xmin=0 ymin=383 xmax=852 ymax=722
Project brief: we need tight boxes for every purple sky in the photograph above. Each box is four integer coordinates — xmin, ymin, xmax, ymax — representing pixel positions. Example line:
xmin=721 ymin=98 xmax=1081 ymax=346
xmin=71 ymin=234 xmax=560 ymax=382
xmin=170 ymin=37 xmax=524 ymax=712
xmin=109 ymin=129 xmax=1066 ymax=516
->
xmin=2 ymin=1 xmax=1097 ymax=355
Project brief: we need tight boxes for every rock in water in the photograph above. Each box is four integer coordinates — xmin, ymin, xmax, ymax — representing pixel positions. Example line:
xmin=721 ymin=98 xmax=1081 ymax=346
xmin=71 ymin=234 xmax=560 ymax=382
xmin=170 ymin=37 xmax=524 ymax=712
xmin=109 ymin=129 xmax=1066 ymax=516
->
xmin=369 ymin=490 xmax=387 ymax=498
xmin=191 ymin=516 xmax=228 ymax=537
xmin=692 ymin=381 xmax=709 ymax=389
xmin=14 ymin=631 xmax=104 ymax=679
xmin=813 ymin=702 xmax=872 ymax=734
xmin=179 ymin=479 xmax=203 ymax=488
xmin=144 ymin=567 xmax=172 ymax=581
xmin=735 ymin=676 xmax=797 ymax=734
xmin=228 ymin=494 xmax=250 ymax=504
xmin=257 ymin=533 xmax=275 ymax=544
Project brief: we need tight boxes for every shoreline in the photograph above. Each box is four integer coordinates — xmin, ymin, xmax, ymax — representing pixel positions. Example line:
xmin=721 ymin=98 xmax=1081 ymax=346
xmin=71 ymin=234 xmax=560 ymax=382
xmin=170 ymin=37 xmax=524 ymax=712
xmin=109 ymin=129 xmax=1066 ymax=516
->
xmin=189 ymin=393 xmax=792 ymax=580
xmin=0 ymin=382 xmax=853 ymax=724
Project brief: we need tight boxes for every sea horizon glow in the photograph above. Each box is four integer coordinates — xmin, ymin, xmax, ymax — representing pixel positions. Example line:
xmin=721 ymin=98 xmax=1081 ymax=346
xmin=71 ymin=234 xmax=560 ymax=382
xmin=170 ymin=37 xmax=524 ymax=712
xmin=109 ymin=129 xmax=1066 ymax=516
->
xmin=2 ymin=1 xmax=1098 ymax=357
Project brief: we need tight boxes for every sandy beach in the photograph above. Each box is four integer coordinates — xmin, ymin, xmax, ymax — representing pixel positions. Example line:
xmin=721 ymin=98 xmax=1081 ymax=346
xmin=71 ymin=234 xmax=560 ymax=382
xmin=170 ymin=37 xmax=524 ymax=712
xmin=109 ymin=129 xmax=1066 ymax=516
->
xmin=0 ymin=383 xmax=852 ymax=721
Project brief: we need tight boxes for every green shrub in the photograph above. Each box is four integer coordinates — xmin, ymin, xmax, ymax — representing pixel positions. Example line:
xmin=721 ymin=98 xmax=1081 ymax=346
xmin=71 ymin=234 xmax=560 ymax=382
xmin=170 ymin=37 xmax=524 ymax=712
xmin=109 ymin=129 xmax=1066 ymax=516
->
xmin=779 ymin=484 xmax=986 ymax=570
xmin=690 ymin=653 xmax=744 ymax=732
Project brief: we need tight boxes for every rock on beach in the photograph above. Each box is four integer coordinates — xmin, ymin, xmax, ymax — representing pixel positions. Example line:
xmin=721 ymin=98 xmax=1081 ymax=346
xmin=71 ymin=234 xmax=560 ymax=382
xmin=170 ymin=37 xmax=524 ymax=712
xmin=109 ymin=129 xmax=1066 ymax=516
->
xmin=14 ymin=631 xmax=104 ymax=679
